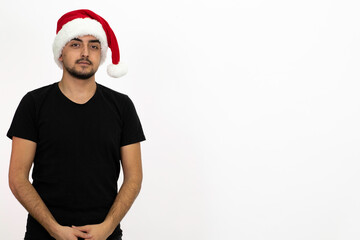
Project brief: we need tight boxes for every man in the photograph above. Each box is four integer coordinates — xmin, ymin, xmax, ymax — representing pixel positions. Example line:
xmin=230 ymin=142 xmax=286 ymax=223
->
xmin=7 ymin=9 xmax=146 ymax=240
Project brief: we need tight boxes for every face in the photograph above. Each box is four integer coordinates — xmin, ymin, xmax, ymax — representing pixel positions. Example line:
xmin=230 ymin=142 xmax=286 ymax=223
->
xmin=59 ymin=35 xmax=102 ymax=80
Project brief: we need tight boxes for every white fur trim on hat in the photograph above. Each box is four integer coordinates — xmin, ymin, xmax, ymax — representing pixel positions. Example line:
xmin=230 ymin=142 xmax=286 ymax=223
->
xmin=107 ymin=62 xmax=128 ymax=78
xmin=52 ymin=18 xmax=108 ymax=69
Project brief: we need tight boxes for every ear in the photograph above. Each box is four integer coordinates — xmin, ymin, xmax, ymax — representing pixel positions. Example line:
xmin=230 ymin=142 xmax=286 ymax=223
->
xmin=59 ymin=54 xmax=63 ymax=62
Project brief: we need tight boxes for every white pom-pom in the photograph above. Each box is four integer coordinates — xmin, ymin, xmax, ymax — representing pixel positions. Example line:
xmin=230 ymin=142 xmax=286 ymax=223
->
xmin=107 ymin=62 xmax=128 ymax=78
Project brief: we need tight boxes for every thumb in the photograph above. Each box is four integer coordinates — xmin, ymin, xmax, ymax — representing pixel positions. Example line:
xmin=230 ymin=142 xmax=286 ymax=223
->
xmin=72 ymin=225 xmax=90 ymax=231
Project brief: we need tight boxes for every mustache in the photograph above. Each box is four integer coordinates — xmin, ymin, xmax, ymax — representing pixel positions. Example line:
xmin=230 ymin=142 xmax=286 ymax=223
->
xmin=76 ymin=59 xmax=92 ymax=64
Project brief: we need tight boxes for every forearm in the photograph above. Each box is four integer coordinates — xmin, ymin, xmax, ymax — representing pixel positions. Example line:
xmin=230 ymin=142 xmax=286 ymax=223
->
xmin=103 ymin=179 xmax=142 ymax=232
xmin=9 ymin=179 xmax=60 ymax=237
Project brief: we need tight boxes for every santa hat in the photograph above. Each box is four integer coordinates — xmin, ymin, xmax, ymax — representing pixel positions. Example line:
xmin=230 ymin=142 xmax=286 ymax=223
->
xmin=52 ymin=9 xmax=128 ymax=78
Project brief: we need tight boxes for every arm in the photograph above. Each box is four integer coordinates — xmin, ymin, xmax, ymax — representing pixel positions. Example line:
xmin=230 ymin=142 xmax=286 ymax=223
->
xmin=102 ymin=142 xmax=143 ymax=233
xmin=8 ymin=136 xmax=59 ymax=234
xmin=8 ymin=136 xmax=91 ymax=240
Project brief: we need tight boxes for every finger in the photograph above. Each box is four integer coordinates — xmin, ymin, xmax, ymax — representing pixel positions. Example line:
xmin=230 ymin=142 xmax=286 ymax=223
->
xmin=73 ymin=229 xmax=92 ymax=239
xmin=72 ymin=225 xmax=90 ymax=232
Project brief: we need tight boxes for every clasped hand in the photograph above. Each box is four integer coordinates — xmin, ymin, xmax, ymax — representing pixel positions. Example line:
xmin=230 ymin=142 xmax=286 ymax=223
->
xmin=52 ymin=222 xmax=112 ymax=240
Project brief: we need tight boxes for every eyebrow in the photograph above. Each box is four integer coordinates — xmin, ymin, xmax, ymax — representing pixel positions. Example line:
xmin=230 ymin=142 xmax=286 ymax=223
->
xmin=71 ymin=38 xmax=100 ymax=43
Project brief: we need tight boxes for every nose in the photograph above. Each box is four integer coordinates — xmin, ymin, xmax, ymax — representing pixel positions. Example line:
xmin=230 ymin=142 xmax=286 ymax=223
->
xmin=81 ymin=45 xmax=90 ymax=58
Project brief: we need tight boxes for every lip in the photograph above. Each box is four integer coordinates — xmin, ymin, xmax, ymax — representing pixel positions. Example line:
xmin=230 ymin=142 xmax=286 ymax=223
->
xmin=78 ymin=61 xmax=90 ymax=65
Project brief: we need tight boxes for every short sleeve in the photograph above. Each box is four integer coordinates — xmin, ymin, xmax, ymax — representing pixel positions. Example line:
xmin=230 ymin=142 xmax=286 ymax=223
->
xmin=120 ymin=95 xmax=146 ymax=147
xmin=6 ymin=92 xmax=38 ymax=143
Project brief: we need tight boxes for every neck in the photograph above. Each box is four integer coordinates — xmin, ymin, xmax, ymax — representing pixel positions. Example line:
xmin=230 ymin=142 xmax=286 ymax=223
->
xmin=59 ymin=72 xmax=97 ymax=97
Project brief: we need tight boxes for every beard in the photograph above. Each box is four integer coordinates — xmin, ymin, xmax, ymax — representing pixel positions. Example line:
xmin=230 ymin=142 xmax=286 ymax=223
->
xmin=63 ymin=60 xmax=97 ymax=80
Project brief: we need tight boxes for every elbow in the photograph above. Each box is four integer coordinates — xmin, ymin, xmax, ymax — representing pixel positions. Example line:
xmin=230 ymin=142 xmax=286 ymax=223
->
xmin=132 ymin=177 xmax=142 ymax=194
xmin=8 ymin=174 xmax=28 ymax=195
xmin=124 ymin=176 xmax=142 ymax=194
xmin=138 ymin=174 xmax=143 ymax=193
xmin=138 ymin=174 xmax=143 ymax=190
xmin=8 ymin=171 xmax=17 ymax=193
xmin=137 ymin=179 xmax=142 ymax=193
xmin=8 ymin=177 xmax=19 ymax=197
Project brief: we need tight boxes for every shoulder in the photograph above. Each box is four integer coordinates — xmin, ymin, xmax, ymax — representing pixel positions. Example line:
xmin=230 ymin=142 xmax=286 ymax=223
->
xmin=96 ymin=84 xmax=141 ymax=119
xmin=19 ymin=82 xmax=57 ymax=114
xmin=28 ymin=82 xmax=54 ymax=96
xmin=26 ymin=82 xmax=56 ymax=102
xmin=97 ymin=82 xmax=128 ymax=99
xmin=96 ymin=83 xmax=131 ymax=108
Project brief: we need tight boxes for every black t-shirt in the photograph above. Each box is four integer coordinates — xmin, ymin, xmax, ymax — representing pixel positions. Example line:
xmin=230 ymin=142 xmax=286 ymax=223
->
xmin=6 ymin=81 xmax=146 ymax=240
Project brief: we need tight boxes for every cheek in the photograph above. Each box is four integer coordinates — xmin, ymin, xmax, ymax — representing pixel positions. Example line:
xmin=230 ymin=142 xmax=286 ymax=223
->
xmin=63 ymin=52 xmax=78 ymax=61
xmin=95 ymin=53 xmax=102 ymax=64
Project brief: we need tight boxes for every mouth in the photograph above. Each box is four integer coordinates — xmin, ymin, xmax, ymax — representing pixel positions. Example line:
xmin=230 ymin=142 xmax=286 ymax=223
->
xmin=78 ymin=61 xmax=91 ymax=65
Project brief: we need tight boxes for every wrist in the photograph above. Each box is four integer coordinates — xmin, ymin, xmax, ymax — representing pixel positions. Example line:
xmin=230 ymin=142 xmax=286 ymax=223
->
xmin=47 ymin=221 xmax=62 ymax=238
xmin=102 ymin=217 xmax=116 ymax=236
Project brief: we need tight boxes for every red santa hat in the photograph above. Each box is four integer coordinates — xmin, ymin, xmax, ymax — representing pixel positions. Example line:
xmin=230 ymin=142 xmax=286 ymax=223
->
xmin=52 ymin=9 xmax=128 ymax=78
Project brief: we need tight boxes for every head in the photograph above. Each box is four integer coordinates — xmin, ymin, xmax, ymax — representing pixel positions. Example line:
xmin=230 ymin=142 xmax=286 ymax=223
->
xmin=59 ymin=35 xmax=102 ymax=80
xmin=53 ymin=9 xmax=128 ymax=78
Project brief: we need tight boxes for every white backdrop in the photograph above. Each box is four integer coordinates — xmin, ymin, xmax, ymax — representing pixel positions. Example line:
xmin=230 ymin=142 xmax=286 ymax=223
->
xmin=1 ymin=0 xmax=360 ymax=239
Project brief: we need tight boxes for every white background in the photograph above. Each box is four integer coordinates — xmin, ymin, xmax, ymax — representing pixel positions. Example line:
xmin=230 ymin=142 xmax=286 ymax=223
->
xmin=1 ymin=0 xmax=360 ymax=239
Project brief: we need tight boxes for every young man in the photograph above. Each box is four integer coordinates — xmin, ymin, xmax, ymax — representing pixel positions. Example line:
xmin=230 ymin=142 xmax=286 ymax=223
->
xmin=7 ymin=9 xmax=146 ymax=240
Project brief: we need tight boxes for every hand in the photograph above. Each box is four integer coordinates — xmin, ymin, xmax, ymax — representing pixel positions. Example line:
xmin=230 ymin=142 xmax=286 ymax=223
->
xmin=50 ymin=225 xmax=92 ymax=240
xmin=71 ymin=222 xmax=112 ymax=240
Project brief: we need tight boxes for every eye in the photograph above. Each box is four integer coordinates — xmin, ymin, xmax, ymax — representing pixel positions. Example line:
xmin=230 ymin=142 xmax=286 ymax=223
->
xmin=91 ymin=45 xmax=99 ymax=49
xmin=71 ymin=43 xmax=79 ymax=47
